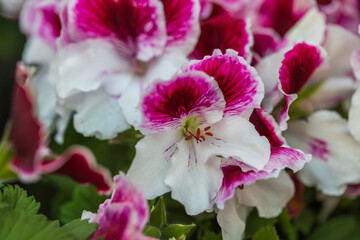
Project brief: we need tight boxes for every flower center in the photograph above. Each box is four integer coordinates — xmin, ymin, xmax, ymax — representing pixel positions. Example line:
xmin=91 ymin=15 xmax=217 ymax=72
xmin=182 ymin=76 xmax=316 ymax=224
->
xmin=184 ymin=126 xmax=213 ymax=143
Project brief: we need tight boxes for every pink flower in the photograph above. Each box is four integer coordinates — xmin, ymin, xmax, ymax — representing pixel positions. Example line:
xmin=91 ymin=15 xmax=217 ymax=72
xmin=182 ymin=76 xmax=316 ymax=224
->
xmin=7 ymin=63 xmax=112 ymax=193
xmin=127 ymin=50 xmax=270 ymax=215
xmin=83 ymin=173 xmax=155 ymax=240
xmin=51 ymin=0 xmax=201 ymax=139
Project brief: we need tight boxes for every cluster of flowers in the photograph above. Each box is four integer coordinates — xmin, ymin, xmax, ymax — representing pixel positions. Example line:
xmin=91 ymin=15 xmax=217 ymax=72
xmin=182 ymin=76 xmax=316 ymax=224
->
xmin=1 ymin=0 xmax=360 ymax=239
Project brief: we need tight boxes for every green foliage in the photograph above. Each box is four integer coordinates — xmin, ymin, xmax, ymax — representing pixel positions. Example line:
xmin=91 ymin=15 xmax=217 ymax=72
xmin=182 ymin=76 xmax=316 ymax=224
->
xmin=0 ymin=185 xmax=40 ymax=217
xmin=201 ymin=231 xmax=222 ymax=240
xmin=307 ymin=216 xmax=360 ymax=240
xmin=150 ymin=196 xmax=167 ymax=228
xmin=0 ymin=123 xmax=16 ymax=182
xmin=63 ymin=219 xmax=98 ymax=240
xmin=59 ymin=184 xmax=107 ymax=224
xmin=0 ymin=184 xmax=97 ymax=240
xmin=252 ymin=226 xmax=279 ymax=240
xmin=144 ymin=225 xmax=161 ymax=238
xmin=275 ymin=209 xmax=296 ymax=240
xmin=245 ymin=209 xmax=278 ymax=238
xmin=162 ymin=223 xmax=196 ymax=239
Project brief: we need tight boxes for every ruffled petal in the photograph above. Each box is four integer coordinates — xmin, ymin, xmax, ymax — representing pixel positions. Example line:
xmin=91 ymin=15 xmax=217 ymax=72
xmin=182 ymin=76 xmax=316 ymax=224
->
xmin=237 ymin=171 xmax=295 ymax=218
xmin=161 ymin=0 xmax=200 ymax=54
xmin=67 ymin=0 xmax=167 ymax=61
xmin=285 ymin=110 xmax=360 ymax=195
xmin=185 ymin=49 xmax=264 ymax=118
xmin=41 ymin=147 xmax=113 ymax=194
xmin=141 ymin=71 xmax=225 ymax=131
xmin=190 ymin=14 xmax=253 ymax=61
xmin=278 ymin=42 xmax=325 ymax=130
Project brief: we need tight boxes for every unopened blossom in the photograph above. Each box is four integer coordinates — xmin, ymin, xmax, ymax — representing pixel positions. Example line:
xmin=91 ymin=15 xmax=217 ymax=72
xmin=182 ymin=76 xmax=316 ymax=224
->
xmin=51 ymin=0 xmax=200 ymax=140
xmin=82 ymin=173 xmax=155 ymax=240
xmin=215 ymin=108 xmax=310 ymax=240
xmin=128 ymin=50 xmax=271 ymax=215
xmin=6 ymin=63 xmax=112 ymax=193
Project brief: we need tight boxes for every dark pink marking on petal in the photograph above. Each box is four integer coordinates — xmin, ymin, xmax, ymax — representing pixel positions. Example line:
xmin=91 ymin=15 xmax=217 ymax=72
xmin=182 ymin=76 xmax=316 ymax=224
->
xmin=42 ymin=147 xmax=113 ymax=194
xmin=109 ymin=174 xmax=149 ymax=230
xmin=278 ymin=42 xmax=324 ymax=130
xmin=69 ymin=0 xmax=166 ymax=61
xmin=249 ymin=108 xmax=285 ymax=148
xmin=9 ymin=66 xmax=47 ymax=180
xmin=308 ymin=137 xmax=330 ymax=163
xmin=92 ymin=203 xmax=135 ymax=240
xmin=215 ymin=164 xmax=274 ymax=205
xmin=21 ymin=0 xmax=62 ymax=48
xmin=141 ymin=72 xmax=223 ymax=130
xmin=160 ymin=0 xmax=200 ymax=53
xmin=258 ymin=0 xmax=311 ymax=36
xmin=186 ymin=50 xmax=264 ymax=117
xmin=190 ymin=13 xmax=252 ymax=61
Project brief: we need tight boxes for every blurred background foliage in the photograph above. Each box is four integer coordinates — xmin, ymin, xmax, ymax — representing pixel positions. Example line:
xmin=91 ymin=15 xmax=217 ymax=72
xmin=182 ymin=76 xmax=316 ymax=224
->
xmin=0 ymin=15 xmax=25 ymax=136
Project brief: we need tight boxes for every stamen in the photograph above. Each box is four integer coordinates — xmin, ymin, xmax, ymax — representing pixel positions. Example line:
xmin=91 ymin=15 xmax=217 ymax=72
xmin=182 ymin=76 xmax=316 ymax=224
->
xmin=199 ymin=136 xmax=205 ymax=141
xmin=196 ymin=128 xmax=201 ymax=138
xmin=184 ymin=126 xmax=189 ymax=133
xmin=205 ymin=132 xmax=213 ymax=136
xmin=185 ymin=135 xmax=193 ymax=141
xmin=204 ymin=126 xmax=211 ymax=131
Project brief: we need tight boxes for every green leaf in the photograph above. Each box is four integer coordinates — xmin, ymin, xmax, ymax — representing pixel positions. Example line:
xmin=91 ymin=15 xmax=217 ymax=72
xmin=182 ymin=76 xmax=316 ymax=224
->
xmin=245 ymin=209 xmax=278 ymax=238
xmin=0 ymin=185 xmax=40 ymax=216
xmin=143 ymin=225 xmax=161 ymax=238
xmin=0 ymin=123 xmax=16 ymax=182
xmin=307 ymin=216 xmax=359 ymax=240
xmin=150 ymin=196 xmax=167 ymax=228
xmin=294 ymin=208 xmax=315 ymax=234
xmin=0 ymin=211 xmax=74 ymax=240
xmin=253 ymin=226 xmax=279 ymax=240
xmin=62 ymin=219 xmax=98 ymax=240
xmin=201 ymin=231 xmax=222 ymax=240
xmin=161 ymin=223 xmax=196 ymax=239
xmin=59 ymin=184 xmax=107 ymax=224
xmin=276 ymin=209 xmax=296 ymax=240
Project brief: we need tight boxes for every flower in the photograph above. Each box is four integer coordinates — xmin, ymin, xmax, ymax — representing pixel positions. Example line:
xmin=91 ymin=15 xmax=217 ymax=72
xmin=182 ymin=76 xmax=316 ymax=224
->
xmin=50 ymin=0 xmax=201 ymax=140
xmin=214 ymin=108 xmax=310 ymax=240
xmin=127 ymin=50 xmax=271 ymax=215
xmin=82 ymin=173 xmax=155 ymax=240
xmin=285 ymin=110 xmax=360 ymax=196
xmin=6 ymin=63 xmax=112 ymax=193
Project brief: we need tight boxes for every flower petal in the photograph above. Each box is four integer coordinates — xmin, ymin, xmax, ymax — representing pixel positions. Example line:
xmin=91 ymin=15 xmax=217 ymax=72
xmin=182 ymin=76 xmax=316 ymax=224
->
xmin=141 ymin=71 xmax=225 ymax=131
xmin=278 ymin=42 xmax=325 ymax=130
xmin=237 ymin=171 xmax=295 ymax=218
xmin=351 ymin=49 xmax=360 ymax=82
xmin=349 ymin=88 xmax=360 ymax=142
xmin=41 ymin=147 xmax=113 ymax=194
xmin=127 ymin=132 xmax=176 ymax=199
xmin=67 ymin=0 xmax=167 ymax=61
xmin=285 ymin=110 xmax=360 ymax=195
xmin=217 ymin=197 xmax=248 ymax=240
xmin=190 ymin=14 xmax=253 ymax=61
xmin=9 ymin=77 xmax=48 ymax=182
xmin=185 ymin=49 xmax=264 ymax=118
xmin=161 ymin=0 xmax=200 ymax=54
xmin=164 ymin=140 xmax=223 ymax=215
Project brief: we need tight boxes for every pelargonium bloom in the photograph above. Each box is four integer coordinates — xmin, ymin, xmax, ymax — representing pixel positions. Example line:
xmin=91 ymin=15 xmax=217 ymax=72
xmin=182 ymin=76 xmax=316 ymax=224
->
xmin=214 ymin=108 xmax=310 ymax=240
xmin=82 ymin=173 xmax=154 ymax=240
xmin=127 ymin=50 xmax=271 ymax=215
xmin=52 ymin=0 xmax=200 ymax=140
xmin=285 ymin=110 xmax=360 ymax=196
xmin=6 ymin=63 xmax=112 ymax=193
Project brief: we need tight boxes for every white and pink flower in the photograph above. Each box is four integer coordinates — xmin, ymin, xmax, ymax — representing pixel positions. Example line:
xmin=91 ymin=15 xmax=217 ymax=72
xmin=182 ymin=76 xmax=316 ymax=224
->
xmin=51 ymin=0 xmax=201 ymax=140
xmin=83 ymin=173 xmax=154 ymax=240
xmin=127 ymin=50 xmax=271 ymax=215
